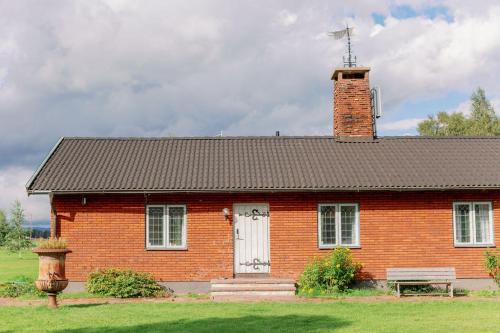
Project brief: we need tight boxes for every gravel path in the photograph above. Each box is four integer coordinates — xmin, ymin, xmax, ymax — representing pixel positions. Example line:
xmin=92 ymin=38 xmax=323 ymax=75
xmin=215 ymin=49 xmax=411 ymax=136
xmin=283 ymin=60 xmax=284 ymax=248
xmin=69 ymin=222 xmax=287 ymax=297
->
xmin=0 ymin=295 xmax=498 ymax=307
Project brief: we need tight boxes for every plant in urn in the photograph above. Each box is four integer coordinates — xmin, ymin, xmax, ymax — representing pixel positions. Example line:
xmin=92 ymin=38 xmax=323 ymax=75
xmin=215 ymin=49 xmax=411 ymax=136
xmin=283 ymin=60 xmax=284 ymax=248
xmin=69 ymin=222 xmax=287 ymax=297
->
xmin=32 ymin=238 xmax=71 ymax=308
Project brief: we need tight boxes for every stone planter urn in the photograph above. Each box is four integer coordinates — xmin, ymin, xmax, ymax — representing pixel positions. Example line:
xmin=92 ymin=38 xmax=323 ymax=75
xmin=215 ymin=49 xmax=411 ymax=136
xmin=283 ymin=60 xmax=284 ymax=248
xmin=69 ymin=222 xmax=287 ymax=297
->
xmin=32 ymin=248 xmax=71 ymax=308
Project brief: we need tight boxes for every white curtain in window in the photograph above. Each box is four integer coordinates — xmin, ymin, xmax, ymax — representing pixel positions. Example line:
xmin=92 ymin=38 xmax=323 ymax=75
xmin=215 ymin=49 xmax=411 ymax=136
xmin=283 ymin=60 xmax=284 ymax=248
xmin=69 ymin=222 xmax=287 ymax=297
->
xmin=474 ymin=203 xmax=490 ymax=244
xmin=168 ymin=206 xmax=184 ymax=247
xmin=341 ymin=205 xmax=356 ymax=245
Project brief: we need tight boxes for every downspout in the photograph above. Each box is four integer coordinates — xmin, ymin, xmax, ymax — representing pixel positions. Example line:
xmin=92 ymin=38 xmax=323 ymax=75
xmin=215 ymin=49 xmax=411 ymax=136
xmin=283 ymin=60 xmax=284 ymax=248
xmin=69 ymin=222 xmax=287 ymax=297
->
xmin=49 ymin=192 xmax=56 ymax=238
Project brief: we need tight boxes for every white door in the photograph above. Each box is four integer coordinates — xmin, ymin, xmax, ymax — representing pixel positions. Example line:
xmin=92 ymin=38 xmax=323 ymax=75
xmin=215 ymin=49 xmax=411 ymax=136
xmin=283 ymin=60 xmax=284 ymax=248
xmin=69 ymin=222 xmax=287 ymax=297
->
xmin=234 ymin=204 xmax=270 ymax=274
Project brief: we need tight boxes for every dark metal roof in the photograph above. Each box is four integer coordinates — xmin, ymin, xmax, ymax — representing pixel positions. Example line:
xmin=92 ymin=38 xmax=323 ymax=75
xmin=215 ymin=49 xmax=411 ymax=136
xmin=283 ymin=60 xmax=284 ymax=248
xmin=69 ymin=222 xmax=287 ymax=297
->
xmin=26 ymin=136 xmax=500 ymax=193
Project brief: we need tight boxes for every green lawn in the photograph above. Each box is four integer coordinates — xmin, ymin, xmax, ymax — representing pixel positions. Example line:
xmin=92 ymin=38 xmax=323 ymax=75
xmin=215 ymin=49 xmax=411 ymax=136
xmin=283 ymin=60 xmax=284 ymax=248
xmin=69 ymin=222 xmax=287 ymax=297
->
xmin=0 ymin=248 xmax=38 ymax=282
xmin=0 ymin=301 xmax=499 ymax=332
xmin=1 ymin=247 xmax=498 ymax=332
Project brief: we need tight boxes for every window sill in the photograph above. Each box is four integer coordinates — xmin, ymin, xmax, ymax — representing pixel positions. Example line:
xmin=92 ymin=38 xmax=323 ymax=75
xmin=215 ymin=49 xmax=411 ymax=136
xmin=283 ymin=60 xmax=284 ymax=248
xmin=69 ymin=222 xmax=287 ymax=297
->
xmin=146 ymin=247 xmax=188 ymax=251
xmin=319 ymin=245 xmax=361 ymax=250
xmin=454 ymin=244 xmax=496 ymax=248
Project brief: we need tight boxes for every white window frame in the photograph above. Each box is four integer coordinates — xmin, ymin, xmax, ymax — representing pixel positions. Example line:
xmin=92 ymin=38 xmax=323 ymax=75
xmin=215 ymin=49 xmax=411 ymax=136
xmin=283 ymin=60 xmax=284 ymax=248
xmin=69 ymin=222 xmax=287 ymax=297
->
xmin=453 ymin=201 xmax=494 ymax=247
xmin=318 ymin=203 xmax=360 ymax=248
xmin=146 ymin=204 xmax=187 ymax=250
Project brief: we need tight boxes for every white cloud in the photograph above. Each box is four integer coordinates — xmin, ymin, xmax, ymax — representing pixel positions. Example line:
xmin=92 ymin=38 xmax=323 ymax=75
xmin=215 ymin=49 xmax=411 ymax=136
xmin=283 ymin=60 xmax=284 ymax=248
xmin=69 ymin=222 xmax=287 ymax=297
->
xmin=378 ymin=118 xmax=425 ymax=131
xmin=363 ymin=6 xmax=500 ymax=108
xmin=445 ymin=97 xmax=500 ymax=116
xmin=491 ymin=98 xmax=500 ymax=115
xmin=277 ymin=10 xmax=298 ymax=27
xmin=445 ymin=100 xmax=471 ymax=115
xmin=0 ymin=167 xmax=48 ymax=223
xmin=369 ymin=24 xmax=384 ymax=37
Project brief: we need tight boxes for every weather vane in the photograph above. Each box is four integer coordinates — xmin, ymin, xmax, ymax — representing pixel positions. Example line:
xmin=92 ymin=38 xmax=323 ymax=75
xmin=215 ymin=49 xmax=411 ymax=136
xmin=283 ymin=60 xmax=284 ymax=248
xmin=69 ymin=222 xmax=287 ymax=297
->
xmin=328 ymin=24 xmax=356 ymax=67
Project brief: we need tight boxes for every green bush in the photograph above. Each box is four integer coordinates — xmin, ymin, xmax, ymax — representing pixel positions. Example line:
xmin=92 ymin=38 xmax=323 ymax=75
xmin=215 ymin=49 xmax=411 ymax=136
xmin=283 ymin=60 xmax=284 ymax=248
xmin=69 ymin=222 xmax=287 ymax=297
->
xmin=298 ymin=247 xmax=362 ymax=293
xmin=484 ymin=250 xmax=499 ymax=287
xmin=86 ymin=269 xmax=168 ymax=298
xmin=0 ymin=276 xmax=45 ymax=298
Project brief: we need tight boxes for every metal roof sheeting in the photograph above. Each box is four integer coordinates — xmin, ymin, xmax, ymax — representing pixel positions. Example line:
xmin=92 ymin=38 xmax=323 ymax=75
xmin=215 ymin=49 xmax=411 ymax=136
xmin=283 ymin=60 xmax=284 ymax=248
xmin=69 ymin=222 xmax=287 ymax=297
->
xmin=26 ymin=136 xmax=500 ymax=193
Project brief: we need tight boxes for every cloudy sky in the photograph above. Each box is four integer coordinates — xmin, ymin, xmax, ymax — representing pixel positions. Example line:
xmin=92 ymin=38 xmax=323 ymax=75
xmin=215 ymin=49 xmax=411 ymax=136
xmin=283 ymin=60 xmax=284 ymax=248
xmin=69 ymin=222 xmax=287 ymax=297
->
xmin=1 ymin=0 xmax=500 ymax=226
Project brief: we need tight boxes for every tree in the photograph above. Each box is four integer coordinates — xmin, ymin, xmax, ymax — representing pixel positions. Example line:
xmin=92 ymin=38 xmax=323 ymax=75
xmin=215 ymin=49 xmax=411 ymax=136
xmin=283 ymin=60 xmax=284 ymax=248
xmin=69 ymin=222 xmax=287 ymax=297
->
xmin=4 ymin=200 xmax=32 ymax=255
xmin=0 ymin=210 xmax=10 ymax=246
xmin=418 ymin=87 xmax=500 ymax=136
xmin=469 ymin=88 xmax=500 ymax=135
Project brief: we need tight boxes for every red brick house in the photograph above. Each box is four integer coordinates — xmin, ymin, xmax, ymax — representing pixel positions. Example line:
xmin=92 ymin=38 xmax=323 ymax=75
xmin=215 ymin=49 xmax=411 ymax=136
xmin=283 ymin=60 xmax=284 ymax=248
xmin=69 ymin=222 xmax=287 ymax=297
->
xmin=26 ymin=67 xmax=499 ymax=293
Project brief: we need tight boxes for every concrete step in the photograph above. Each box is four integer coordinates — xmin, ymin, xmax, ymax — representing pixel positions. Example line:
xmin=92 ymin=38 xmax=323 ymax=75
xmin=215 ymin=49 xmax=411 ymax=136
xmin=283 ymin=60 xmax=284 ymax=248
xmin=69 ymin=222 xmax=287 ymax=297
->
xmin=211 ymin=285 xmax=296 ymax=292
xmin=210 ymin=278 xmax=296 ymax=300
xmin=211 ymin=278 xmax=295 ymax=284
xmin=212 ymin=290 xmax=295 ymax=298
xmin=212 ymin=294 xmax=297 ymax=302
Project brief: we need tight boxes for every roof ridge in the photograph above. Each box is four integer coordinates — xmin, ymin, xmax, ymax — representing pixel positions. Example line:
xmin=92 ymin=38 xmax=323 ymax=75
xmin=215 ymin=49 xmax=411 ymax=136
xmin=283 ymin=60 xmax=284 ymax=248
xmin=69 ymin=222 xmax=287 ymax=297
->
xmin=380 ymin=136 xmax=500 ymax=140
xmin=62 ymin=136 xmax=339 ymax=140
xmin=61 ymin=135 xmax=500 ymax=141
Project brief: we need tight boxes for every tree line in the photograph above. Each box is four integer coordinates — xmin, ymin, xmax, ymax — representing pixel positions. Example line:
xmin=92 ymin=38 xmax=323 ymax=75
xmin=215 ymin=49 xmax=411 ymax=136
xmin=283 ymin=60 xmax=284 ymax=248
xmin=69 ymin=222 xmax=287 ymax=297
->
xmin=418 ymin=88 xmax=500 ymax=136
xmin=0 ymin=200 xmax=41 ymax=256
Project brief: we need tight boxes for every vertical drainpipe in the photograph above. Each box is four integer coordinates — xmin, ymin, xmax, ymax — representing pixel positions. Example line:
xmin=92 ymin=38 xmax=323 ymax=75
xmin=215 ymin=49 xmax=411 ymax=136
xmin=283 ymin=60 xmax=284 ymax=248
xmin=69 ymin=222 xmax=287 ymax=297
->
xmin=49 ymin=192 xmax=56 ymax=238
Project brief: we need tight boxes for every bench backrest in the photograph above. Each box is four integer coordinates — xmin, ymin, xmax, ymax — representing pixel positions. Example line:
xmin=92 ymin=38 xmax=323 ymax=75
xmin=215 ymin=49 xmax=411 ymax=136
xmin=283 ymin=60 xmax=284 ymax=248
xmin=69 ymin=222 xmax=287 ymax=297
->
xmin=386 ymin=267 xmax=456 ymax=281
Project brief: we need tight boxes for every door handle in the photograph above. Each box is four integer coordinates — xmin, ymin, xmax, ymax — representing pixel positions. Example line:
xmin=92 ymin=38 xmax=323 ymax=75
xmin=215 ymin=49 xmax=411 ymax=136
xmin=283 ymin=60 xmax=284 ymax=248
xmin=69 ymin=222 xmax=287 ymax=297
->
xmin=236 ymin=228 xmax=243 ymax=240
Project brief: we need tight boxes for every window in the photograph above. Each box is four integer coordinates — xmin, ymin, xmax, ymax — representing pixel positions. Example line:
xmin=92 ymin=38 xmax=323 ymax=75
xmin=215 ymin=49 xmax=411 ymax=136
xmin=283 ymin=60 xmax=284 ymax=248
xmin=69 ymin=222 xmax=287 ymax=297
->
xmin=453 ymin=202 xmax=494 ymax=246
xmin=146 ymin=205 xmax=187 ymax=249
xmin=318 ymin=203 xmax=359 ymax=248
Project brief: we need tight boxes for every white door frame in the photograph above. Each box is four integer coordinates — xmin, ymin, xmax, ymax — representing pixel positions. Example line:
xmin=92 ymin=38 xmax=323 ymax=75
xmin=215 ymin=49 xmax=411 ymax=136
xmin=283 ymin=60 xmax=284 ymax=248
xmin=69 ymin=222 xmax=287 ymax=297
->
xmin=233 ymin=203 xmax=271 ymax=274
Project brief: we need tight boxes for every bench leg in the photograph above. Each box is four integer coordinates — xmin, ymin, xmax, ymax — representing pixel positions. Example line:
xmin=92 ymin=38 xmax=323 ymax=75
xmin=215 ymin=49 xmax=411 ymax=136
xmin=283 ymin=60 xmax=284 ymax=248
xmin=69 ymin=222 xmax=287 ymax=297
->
xmin=396 ymin=283 xmax=401 ymax=298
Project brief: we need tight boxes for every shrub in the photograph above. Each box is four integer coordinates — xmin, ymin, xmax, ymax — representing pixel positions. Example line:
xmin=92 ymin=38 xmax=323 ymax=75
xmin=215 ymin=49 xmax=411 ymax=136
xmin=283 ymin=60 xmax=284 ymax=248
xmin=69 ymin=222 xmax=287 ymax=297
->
xmin=86 ymin=269 xmax=168 ymax=298
xmin=36 ymin=238 xmax=67 ymax=249
xmin=484 ymin=250 xmax=499 ymax=287
xmin=0 ymin=276 xmax=45 ymax=298
xmin=298 ymin=247 xmax=362 ymax=293
xmin=298 ymin=257 xmax=324 ymax=292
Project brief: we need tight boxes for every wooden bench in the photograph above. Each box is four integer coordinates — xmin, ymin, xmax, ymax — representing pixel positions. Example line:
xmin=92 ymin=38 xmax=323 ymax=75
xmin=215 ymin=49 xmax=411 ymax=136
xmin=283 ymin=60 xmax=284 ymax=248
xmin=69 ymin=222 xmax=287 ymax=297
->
xmin=386 ymin=268 xmax=456 ymax=297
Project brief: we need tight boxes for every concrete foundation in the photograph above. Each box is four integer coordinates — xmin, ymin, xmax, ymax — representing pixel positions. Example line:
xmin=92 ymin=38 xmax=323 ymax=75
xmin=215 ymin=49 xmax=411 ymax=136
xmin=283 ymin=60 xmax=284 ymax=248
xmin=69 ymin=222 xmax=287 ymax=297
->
xmin=65 ymin=278 xmax=497 ymax=294
xmin=453 ymin=278 xmax=498 ymax=290
xmin=64 ymin=281 xmax=211 ymax=294
xmin=159 ymin=281 xmax=211 ymax=294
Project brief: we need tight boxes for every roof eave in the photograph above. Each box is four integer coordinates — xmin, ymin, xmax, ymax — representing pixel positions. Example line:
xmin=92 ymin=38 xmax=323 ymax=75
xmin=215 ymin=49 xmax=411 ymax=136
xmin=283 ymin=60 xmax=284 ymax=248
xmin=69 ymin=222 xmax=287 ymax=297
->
xmin=26 ymin=186 xmax=500 ymax=195
xmin=25 ymin=137 xmax=64 ymax=195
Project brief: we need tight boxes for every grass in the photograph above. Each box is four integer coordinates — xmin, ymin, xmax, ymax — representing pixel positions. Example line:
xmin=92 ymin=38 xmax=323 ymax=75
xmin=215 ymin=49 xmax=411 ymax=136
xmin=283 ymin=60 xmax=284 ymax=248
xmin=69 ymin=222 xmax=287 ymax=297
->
xmin=469 ymin=289 xmax=499 ymax=297
xmin=0 ymin=248 xmax=37 ymax=282
xmin=36 ymin=238 xmax=67 ymax=249
xmin=181 ymin=293 xmax=211 ymax=299
xmin=0 ymin=301 xmax=499 ymax=332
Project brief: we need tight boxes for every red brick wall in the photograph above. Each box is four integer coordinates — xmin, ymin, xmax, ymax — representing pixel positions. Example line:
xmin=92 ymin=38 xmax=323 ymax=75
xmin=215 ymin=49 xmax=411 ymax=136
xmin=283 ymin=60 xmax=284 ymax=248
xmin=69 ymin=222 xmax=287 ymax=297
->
xmin=333 ymin=69 xmax=374 ymax=137
xmin=53 ymin=191 xmax=499 ymax=282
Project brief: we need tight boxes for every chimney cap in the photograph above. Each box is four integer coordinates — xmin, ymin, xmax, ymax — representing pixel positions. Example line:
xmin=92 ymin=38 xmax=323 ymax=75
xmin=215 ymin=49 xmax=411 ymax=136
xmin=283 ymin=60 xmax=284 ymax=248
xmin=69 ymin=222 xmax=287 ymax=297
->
xmin=331 ymin=66 xmax=370 ymax=81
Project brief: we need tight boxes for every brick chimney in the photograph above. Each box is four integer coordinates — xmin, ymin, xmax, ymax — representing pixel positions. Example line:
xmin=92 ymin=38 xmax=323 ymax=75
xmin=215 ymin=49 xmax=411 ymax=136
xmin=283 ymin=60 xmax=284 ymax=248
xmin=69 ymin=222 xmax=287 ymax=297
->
xmin=331 ymin=67 xmax=374 ymax=138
